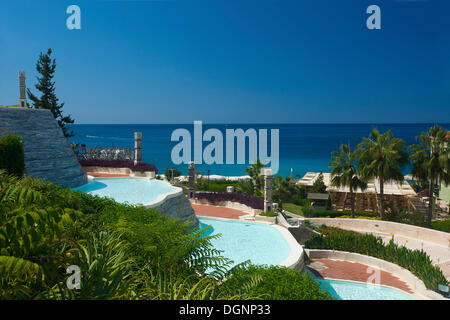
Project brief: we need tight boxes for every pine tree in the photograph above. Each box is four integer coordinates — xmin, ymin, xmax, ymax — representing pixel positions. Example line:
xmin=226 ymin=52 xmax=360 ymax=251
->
xmin=27 ymin=48 xmax=74 ymax=138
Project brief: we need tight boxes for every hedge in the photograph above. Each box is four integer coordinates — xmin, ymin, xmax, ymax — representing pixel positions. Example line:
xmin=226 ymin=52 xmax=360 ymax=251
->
xmin=0 ymin=134 xmax=25 ymax=177
xmin=79 ymin=159 xmax=158 ymax=173
xmin=195 ymin=192 xmax=264 ymax=210
xmin=311 ymin=209 xmax=379 ymax=218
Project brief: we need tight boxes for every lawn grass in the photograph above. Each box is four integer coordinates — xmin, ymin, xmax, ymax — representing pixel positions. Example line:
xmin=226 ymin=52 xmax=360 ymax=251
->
xmin=283 ymin=203 xmax=305 ymax=216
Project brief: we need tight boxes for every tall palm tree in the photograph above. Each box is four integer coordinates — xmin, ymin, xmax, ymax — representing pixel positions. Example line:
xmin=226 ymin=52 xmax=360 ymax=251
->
xmin=244 ymin=158 xmax=266 ymax=190
xmin=329 ymin=143 xmax=368 ymax=218
xmin=410 ymin=125 xmax=450 ymax=225
xmin=357 ymin=129 xmax=408 ymax=220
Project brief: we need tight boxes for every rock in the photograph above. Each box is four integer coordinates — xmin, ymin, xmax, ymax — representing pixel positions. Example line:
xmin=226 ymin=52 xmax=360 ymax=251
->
xmin=0 ymin=107 xmax=87 ymax=188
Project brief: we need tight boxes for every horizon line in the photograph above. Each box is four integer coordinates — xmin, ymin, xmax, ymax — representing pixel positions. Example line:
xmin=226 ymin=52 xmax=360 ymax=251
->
xmin=72 ymin=122 xmax=450 ymax=125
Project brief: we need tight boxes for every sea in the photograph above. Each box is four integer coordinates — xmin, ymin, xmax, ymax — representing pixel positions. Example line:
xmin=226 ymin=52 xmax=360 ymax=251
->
xmin=69 ymin=123 xmax=450 ymax=178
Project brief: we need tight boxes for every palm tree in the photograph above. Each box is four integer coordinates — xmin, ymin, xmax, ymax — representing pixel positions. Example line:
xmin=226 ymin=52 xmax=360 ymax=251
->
xmin=244 ymin=158 xmax=266 ymax=190
xmin=272 ymin=176 xmax=297 ymax=211
xmin=357 ymin=129 xmax=408 ymax=220
xmin=329 ymin=143 xmax=368 ymax=218
xmin=410 ymin=125 xmax=450 ymax=225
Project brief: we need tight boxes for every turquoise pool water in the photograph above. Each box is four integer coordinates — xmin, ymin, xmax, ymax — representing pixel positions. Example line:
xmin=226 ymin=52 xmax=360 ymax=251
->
xmin=198 ymin=217 xmax=291 ymax=267
xmin=73 ymin=178 xmax=177 ymax=205
xmin=316 ymin=278 xmax=416 ymax=300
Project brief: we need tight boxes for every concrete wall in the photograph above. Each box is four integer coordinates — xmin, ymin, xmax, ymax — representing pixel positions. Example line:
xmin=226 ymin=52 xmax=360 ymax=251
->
xmin=305 ymin=217 xmax=450 ymax=247
xmin=0 ymin=107 xmax=87 ymax=188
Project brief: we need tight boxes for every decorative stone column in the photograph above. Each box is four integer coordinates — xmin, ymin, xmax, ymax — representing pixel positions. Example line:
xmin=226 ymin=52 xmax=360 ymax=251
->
xmin=188 ymin=161 xmax=195 ymax=199
xmin=262 ymin=168 xmax=273 ymax=212
xmin=18 ymin=71 xmax=28 ymax=108
xmin=134 ymin=132 xmax=142 ymax=165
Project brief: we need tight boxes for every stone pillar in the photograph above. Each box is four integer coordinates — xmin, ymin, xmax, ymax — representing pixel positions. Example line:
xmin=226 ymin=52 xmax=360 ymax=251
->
xmin=188 ymin=161 xmax=195 ymax=199
xmin=262 ymin=168 xmax=273 ymax=212
xmin=134 ymin=132 xmax=142 ymax=165
xmin=226 ymin=186 xmax=234 ymax=193
xmin=18 ymin=71 xmax=28 ymax=108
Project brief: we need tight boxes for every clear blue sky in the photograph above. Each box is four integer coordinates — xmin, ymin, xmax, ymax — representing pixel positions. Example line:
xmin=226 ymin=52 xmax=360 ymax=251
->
xmin=1 ymin=0 xmax=449 ymax=124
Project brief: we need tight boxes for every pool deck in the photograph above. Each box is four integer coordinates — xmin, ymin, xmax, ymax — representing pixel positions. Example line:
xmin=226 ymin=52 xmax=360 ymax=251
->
xmin=192 ymin=204 xmax=246 ymax=220
xmin=307 ymin=258 xmax=414 ymax=295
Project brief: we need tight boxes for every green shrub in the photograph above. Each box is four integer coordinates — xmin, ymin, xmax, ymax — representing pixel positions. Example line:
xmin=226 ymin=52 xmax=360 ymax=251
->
xmin=259 ymin=211 xmax=278 ymax=217
xmin=221 ymin=265 xmax=332 ymax=300
xmin=431 ymin=220 xmax=450 ymax=233
xmin=311 ymin=209 xmax=379 ymax=218
xmin=0 ymin=134 xmax=25 ymax=177
xmin=305 ymin=226 xmax=449 ymax=292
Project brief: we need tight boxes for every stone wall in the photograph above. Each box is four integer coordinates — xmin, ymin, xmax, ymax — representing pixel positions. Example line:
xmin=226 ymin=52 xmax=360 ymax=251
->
xmin=84 ymin=148 xmax=133 ymax=161
xmin=0 ymin=107 xmax=87 ymax=188
xmin=148 ymin=193 xmax=199 ymax=229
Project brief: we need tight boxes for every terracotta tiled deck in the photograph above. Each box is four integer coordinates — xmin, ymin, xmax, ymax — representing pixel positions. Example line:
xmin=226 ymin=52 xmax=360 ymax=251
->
xmin=192 ymin=204 xmax=247 ymax=220
xmin=307 ymin=259 xmax=414 ymax=294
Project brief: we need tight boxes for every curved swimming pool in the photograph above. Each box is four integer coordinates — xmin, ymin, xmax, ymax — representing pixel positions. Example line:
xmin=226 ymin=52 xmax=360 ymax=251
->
xmin=198 ymin=217 xmax=292 ymax=267
xmin=73 ymin=177 xmax=179 ymax=205
xmin=317 ymin=278 xmax=416 ymax=300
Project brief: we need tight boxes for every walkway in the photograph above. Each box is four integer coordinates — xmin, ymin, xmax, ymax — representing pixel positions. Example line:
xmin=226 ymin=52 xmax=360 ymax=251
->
xmin=307 ymin=258 xmax=414 ymax=295
xmin=192 ymin=204 xmax=247 ymax=220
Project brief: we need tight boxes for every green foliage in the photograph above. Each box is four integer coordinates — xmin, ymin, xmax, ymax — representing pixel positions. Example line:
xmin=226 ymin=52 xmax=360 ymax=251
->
xmin=234 ymin=179 xmax=263 ymax=198
xmin=0 ymin=256 xmax=42 ymax=299
xmin=272 ymin=176 xmax=304 ymax=210
xmin=357 ymin=129 xmax=409 ymax=220
xmin=164 ymin=167 xmax=181 ymax=182
xmin=259 ymin=211 xmax=278 ymax=217
xmin=310 ymin=209 xmax=379 ymax=218
xmin=0 ymin=169 xmax=337 ymax=300
xmin=431 ymin=220 xmax=450 ymax=233
xmin=244 ymin=158 xmax=266 ymax=191
xmin=0 ymin=134 xmax=25 ymax=177
xmin=195 ymin=178 xmax=242 ymax=193
xmin=310 ymin=173 xmax=327 ymax=193
xmin=27 ymin=48 xmax=74 ymax=138
xmin=305 ymin=226 xmax=448 ymax=292
xmin=221 ymin=265 xmax=332 ymax=300
xmin=409 ymin=125 xmax=450 ymax=225
xmin=329 ymin=143 xmax=367 ymax=218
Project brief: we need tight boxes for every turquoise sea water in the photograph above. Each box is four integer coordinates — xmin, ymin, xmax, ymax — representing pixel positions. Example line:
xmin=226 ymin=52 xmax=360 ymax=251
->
xmin=73 ymin=177 xmax=177 ymax=205
xmin=198 ymin=217 xmax=290 ymax=267
xmin=70 ymin=123 xmax=450 ymax=177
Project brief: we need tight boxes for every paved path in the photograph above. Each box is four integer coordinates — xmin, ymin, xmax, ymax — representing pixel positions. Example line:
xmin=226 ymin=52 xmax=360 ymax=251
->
xmin=192 ymin=204 xmax=247 ymax=220
xmin=307 ymin=258 xmax=414 ymax=295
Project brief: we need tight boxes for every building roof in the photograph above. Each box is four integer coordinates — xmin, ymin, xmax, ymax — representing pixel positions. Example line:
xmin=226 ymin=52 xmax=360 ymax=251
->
xmin=297 ymin=172 xmax=416 ymax=196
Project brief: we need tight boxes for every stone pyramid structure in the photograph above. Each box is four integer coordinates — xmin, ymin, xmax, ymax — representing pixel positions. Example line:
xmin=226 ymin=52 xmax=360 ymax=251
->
xmin=0 ymin=106 xmax=87 ymax=188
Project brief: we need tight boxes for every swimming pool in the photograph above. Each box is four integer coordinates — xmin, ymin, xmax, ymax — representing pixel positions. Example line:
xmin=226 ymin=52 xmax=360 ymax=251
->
xmin=73 ymin=177 xmax=179 ymax=205
xmin=315 ymin=277 xmax=416 ymax=300
xmin=198 ymin=217 xmax=292 ymax=267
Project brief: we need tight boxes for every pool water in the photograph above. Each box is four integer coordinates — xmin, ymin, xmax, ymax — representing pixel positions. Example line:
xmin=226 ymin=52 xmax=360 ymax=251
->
xmin=315 ymin=277 xmax=416 ymax=300
xmin=73 ymin=178 xmax=178 ymax=205
xmin=198 ymin=217 xmax=291 ymax=267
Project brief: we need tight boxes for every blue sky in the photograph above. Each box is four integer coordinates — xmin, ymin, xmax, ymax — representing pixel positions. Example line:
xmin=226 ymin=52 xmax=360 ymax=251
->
xmin=0 ymin=0 xmax=449 ymax=124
